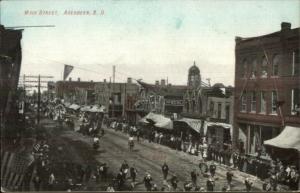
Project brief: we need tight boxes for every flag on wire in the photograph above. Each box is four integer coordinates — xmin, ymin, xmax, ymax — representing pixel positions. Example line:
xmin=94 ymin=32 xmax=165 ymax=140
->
xmin=63 ymin=64 xmax=74 ymax=80
xmin=1 ymin=151 xmax=34 ymax=190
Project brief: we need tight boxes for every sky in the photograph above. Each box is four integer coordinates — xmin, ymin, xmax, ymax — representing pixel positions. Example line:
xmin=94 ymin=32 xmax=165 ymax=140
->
xmin=1 ymin=0 xmax=299 ymax=87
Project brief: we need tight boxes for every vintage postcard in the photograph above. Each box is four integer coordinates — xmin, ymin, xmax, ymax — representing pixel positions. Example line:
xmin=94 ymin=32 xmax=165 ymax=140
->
xmin=0 ymin=0 xmax=299 ymax=192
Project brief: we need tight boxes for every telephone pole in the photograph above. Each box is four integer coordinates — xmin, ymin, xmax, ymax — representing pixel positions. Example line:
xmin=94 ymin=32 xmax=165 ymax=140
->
xmin=112 ymin=65 xmax=116 ymax=118
xmin=21 ymin=74 xmax=53 ymax=124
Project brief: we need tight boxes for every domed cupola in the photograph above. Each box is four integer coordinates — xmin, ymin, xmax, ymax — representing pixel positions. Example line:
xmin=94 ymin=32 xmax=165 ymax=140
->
xmin=188 ymin=61 xmax=201 ymax=88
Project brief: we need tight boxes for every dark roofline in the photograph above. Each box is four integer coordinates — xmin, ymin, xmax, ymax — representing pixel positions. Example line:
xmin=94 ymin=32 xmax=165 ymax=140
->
xmin=236 ymin=27 xmax=300 ymax=43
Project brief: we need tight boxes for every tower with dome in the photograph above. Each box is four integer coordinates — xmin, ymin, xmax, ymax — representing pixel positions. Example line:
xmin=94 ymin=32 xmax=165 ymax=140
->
xmin=187 ymin=61 xmax=201 ymax=89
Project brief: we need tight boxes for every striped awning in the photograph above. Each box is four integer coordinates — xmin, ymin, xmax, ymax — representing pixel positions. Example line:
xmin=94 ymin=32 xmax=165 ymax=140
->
xmin=177 ymin=118 xmax=202 ymax=133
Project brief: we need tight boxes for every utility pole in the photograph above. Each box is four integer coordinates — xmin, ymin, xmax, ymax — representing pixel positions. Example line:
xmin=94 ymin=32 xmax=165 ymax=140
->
xmin=112 ymin=65 xmax=115 ymax=118
xmin=21 ymin=74 xmax=53 ymax=125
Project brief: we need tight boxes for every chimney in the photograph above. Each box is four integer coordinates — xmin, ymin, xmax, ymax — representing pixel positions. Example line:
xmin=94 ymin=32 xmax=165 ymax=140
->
xmin=235 ymin=36 xmax=242 ymax=43
xmin=69 ymin=77 xmax=72 ymax=81
xmin=78 ymin=78 xmax=80 ymax=82
xmin=127 ymin=77 xmax=132 ymax=84
xmin=155 ymin=80 xmax=159 ymax=86
xmin=281 ymin=22 xmax=291 ymax=31
xmin=103 ymin=79 xmax=106 ymax=83
xmin=161 ymin=79 xmax=166 ymax=86
xmin=91 ymin=80 xmax=93 ymax=82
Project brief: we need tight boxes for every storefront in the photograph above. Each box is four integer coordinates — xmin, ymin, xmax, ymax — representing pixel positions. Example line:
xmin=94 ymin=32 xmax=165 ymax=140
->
xmin=204 ymin=121 xmax=232 ymax=149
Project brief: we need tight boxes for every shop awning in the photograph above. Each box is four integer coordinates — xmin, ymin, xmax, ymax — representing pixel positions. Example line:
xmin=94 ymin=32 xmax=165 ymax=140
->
xmin=68 ymin=104 xmax=81 ymax=110
xmin=264 ymin=126 xmax=300 ymax=151
xmin=139 ymin=112 xmax=173 ymax=130
xmin=80 ymin=105 xmax=91 ymax=112
xmin=203 ymin=121 xmax=232 ymax=136
xmin=177 ymin=118 xmax=202 ymax=133
xmin=89 ymin=105 xmax=105 ymax=113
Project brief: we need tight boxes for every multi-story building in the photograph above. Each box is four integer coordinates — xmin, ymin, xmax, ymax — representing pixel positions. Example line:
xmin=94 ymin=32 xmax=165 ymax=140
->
xmin=55 ymin=78 xmax=97 ymax=105
xmin=233 ymin=22 xmax=300 ymax=154
xmin=0 ymin=25 xmax=23 ymax=131
xmin=94 ymin=78 xmax=139 ymax=119
xmin=180 ymin=62 xmax=234 ymax=148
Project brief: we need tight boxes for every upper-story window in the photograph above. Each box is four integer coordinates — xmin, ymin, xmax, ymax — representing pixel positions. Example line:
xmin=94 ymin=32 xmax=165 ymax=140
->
xmin=240 ymin=91 xmax=247 ymax=112
xmin=261 ymin=56 xmax=268 ymax=78
xmin=217 ymin=103 xmax=222 ymax=119
xmin=250 ymin=91 xmax=256 ymax=112
xmin=241 ymin=59 xmax=248 ymax=78
xmin=292 ymin=50 xmax=299 ymax=76
xmin=272 ymin=54 xmax=280 ymax=76
xmin=260 ymin=91 xmax=266 ymax=114
xmin=271 ymin=91 xmax=278 ymax=114
xmin=251 ymin=59 xmax=257 ymax=78
xmin=291 ymin=88 xmax=300 ymax=116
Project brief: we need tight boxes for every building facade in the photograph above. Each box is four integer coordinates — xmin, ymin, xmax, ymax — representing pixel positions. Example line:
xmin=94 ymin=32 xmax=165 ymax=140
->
xmin=233 ymin=22 xmax=300 ymax=154
xmin=94 ymin=78 xmax=139 ymax=119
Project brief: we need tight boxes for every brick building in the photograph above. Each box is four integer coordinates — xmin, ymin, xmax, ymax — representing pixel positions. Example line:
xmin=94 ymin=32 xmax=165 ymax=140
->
xmin=55 ymin=78 xmax=97 ymax=105
xmin=233 ymin=22 xmax=300 ymax=155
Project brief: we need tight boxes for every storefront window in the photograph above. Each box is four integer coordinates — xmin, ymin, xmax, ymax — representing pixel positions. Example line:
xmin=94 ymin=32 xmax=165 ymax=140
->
xmin=251 ymin=59 xmax=257 ymax=78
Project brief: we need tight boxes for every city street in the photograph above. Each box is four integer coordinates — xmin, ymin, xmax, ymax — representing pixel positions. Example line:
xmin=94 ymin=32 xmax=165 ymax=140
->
xmin=60 ymin=121 xmax=263 ymax=191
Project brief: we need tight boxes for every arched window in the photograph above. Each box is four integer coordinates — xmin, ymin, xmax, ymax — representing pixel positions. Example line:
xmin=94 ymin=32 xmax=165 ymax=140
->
xmin=251 ymin=59 xmax=257 ymax=78
xmin=185 ymin=100 xmax=189 ymax=112
xmin=192 ymin=100 xmax=196 ymax=112
xmin=272 ymin=54 xmax=280 ymax=76
xmin=261 ymin=56 xmax=268 ymax=78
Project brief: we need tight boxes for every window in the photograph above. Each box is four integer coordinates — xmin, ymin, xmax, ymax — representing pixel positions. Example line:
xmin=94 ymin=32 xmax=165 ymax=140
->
xmin=261 ymin=56 xmax=268 ymax=78
xmin=260 ymin=91 xmax=266 ymax=113
xmin=241 ymin=59 xmax=248 ymax=78
xmin=272 ymin=54 xmax=280 ymax=76
xmin=271 ymin=91 xmax=278 ymax=114
xmin=291 ymin=88 xmax=300 ymax=116
xmin=240 ymin=91 xmax=247 ymax=112
xmin=210 ymin=101 xmax=214 ymax=115
xmin=251 ymin=59 xmax=257 ymax=78
xmin=217 ymin=103 xmax=222 ymax=118
xmin=292 ymin=50 xmax=299 ymax=76
xmin=251 ymin=91 xmax=256 ymax=112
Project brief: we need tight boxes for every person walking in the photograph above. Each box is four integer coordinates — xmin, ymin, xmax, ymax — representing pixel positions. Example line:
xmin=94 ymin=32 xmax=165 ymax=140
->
xmin=143 ymin=172 xmax=153 ymax=191
xmin=191 ymin=169 xmax=198 ymax=186
xmin=206 ymin=176 xmax=215 ymax=191
xmin=85 ymin=164 xmax=92 ymax=183
xmin=130 ymin=165 xmax=138 ymax=183
xmin=244 ymin=177 xmax=253 ymax=192
xmin=162 ymin=162 xmax=169 ymax=180
xmin=170 ymin=174 xmax=179 ymax=191
xmin=209 ymin=162 xmax=217 ymax=177
xmin=226 ymin=168 xmax=234 ymax=190
xmin=48 ymin=173 xmax=55 ymax=191
xmin=33 ymin=176 xmax=42 ymax=191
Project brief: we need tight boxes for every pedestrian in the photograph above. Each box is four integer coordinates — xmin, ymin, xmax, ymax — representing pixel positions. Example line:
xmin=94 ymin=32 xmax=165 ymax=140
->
xmin=106 ymin=184 xmax=115 ymax=192
xmin=270 ymin=172 xmax=278 ymax=191
xmin=143 ymin=172 xmax=153 ymax=191
xmin=48 ymin=173 xmax=55 ymax=191
xmin=199 ymin=159 xmax=208 ymax=174
xmin=162 ymin=162 xmax=169 ymax=180
xmin=226 ymin=168 xmax=234 ymax=190
xmin=85 ymin=164 xmax=92 ymax=183
xmin=191 ymin=169 xmax=198 ymax=186
xmin=33 ymin=176 xmax=42 ymax=191
xmin=209 ymin=161 xmax=217 ymax=177
xmin=206 ymin=176 xmax=215 ymax=191
xmin=244 ymin=177 xmax=253 ymax=192
xmin=77 ymin=165 xmax=85 ymax=183
xmin=116 ymin=171 xmax=125 ymax=190
xmin=130 ymin=165 xmax=138 ymax=183
xmin=120 ymin=160 xmax=129 ymax=179
xmin=99 ymin=163 xmax=108 ymax=181
xmin=170 ymin=174 xmax=179 ymax=190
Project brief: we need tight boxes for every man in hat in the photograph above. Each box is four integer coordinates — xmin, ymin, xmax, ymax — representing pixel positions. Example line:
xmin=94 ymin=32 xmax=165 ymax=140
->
xmin=170 ymin=174 xmax=179 ymax=190
xmin=226 ymin=168 xmax=234 ymax=190
xmin=143 ymin=172 xmax=153 ymax=191
xmin=244 ymin=177 xmax=253 ymax=192
xmin=130 ymin=164 xmax=138 ymax=183
xmin=209 ymin=161 xmax=217 ymax=177
xmin=120 ymin=160 xmax=129 ymax=179
xmin=162 ymin=162 xmax=169 ymax=180
xmin=206 ymin=175 xmax=215 ymax=191
xmin=191 ymin=169 xmax=198 ymax=186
